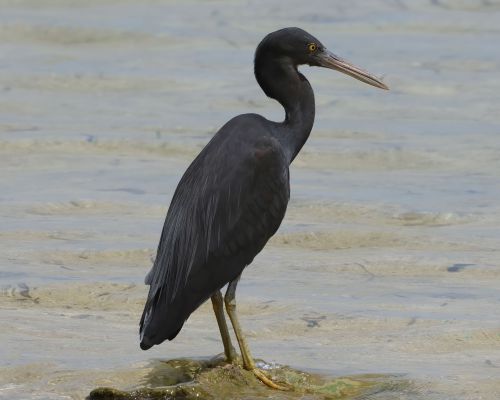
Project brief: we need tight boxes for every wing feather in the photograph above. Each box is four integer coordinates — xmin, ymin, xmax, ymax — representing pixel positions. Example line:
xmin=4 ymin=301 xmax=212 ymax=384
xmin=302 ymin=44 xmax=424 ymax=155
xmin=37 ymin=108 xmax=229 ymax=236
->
xmin=146 ymin=134 xmax=289 ymax=303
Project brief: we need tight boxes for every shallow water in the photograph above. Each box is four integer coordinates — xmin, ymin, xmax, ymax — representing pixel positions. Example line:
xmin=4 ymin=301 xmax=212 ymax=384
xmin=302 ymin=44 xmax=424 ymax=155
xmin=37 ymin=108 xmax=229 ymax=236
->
xmin=1 ymin=0 xmax=499 ymax=399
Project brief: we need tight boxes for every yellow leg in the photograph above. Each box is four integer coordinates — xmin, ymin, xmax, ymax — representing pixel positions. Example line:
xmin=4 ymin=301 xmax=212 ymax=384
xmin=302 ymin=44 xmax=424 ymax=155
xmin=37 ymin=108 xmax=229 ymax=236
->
xmin=224 ymin=276 xmax=288 ymax=390
xmin=211 ymin=290 xmax=237 ymax=362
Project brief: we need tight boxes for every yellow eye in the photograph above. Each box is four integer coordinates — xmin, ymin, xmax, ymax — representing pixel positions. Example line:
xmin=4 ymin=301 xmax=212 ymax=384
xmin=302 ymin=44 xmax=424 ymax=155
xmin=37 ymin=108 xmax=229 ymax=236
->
xmin=307 ymin=43 xmax=317 ymax=53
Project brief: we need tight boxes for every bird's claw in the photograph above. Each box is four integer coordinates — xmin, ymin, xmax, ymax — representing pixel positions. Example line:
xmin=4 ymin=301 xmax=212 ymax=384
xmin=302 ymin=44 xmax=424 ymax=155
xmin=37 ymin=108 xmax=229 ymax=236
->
xmin=252 ymin=368 xmax=289 ymax=390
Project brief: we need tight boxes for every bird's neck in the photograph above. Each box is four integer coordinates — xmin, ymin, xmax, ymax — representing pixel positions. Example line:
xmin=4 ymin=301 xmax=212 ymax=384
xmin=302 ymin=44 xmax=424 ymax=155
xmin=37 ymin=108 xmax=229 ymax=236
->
xmin=255 ymin=57 xmax=315 ymax=162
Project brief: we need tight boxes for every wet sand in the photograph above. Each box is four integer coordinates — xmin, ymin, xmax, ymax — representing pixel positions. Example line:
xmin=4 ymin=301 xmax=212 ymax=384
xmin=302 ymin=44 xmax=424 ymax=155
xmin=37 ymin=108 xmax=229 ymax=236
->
xmin=1 ymin=0 xmax=500 ymax=399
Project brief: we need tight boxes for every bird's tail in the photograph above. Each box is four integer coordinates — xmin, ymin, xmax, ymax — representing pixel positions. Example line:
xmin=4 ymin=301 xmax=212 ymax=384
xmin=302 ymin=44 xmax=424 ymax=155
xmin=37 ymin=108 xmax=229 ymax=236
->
xmin=139 ymin=286 xmax=184 ymax=350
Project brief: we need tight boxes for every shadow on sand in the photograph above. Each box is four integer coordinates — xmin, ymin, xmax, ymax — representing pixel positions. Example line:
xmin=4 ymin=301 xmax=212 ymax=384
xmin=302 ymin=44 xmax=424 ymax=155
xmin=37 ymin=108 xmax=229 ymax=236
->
xmin=88 ymin=356 xmax=411 ymax=399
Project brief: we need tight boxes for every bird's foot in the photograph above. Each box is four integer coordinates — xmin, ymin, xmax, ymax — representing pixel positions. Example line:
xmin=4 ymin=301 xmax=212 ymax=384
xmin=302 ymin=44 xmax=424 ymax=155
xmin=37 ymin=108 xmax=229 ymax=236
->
xmin=252 ymin=368 xmax=289 ymax=391
xmin=226 ymin=347 xmax=241 ymax=365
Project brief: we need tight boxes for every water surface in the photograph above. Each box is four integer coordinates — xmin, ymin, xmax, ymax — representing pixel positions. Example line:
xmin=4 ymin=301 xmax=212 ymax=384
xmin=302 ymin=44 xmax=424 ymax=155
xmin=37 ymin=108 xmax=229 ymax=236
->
xmin=1 ymin=0 xmax=499 ymax=399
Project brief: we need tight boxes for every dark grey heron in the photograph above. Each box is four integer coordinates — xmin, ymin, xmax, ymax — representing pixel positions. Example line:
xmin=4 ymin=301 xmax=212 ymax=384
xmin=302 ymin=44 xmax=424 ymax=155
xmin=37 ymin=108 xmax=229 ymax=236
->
xmin=139 ymin=27 xmax=388 ymax=389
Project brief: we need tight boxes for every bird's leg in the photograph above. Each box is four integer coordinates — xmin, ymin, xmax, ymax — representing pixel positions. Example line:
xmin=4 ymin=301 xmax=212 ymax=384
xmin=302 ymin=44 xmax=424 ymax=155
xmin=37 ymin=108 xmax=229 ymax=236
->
xmin=224 ymin=277 xmax=254 ymax=369
xmin=211 ymin=290 xmax=237 ymax=363
xmin=224 ymin=276 xmax=288 ymax=390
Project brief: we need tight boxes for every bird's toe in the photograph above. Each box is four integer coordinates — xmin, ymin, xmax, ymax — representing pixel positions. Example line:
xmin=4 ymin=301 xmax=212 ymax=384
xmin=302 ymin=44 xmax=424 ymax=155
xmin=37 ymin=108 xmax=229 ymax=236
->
xmin=252 ymin=368 xmax=289 ymax=391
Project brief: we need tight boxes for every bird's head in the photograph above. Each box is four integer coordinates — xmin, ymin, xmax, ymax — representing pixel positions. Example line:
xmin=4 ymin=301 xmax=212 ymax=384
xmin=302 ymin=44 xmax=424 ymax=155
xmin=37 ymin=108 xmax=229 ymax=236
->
xmin=256 ymin=27 xmax=388 ymax=90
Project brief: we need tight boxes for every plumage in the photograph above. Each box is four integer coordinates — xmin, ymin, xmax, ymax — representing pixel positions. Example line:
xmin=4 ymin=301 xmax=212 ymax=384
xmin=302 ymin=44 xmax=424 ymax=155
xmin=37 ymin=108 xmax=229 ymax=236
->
xmin=140 ymin=115 xmax=290 ymax=348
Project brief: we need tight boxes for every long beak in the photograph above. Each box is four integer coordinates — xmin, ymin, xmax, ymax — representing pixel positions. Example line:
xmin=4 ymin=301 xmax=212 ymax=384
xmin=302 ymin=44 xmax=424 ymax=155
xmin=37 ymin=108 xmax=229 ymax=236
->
xmin=317 ymin=50 xmax=389 ymax=90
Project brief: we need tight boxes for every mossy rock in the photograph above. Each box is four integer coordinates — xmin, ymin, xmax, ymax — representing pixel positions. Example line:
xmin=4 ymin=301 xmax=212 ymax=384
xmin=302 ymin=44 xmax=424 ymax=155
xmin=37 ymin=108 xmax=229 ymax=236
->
xmin=88 ymin=357 xmax=405 ymax=400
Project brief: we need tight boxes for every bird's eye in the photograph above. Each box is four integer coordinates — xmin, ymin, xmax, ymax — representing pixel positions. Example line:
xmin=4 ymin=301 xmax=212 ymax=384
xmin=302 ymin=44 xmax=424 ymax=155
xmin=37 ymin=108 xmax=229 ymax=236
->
xmin=307 ymin=43 xmax=317 ymax=53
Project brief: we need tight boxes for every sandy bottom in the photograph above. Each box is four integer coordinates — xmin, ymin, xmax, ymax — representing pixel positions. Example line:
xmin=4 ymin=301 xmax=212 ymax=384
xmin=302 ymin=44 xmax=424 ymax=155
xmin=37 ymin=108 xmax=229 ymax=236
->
xmin=1 ymin=0 xmax=500 ymax=399
xmin=1 ymin=251 xmax=499 ymax=399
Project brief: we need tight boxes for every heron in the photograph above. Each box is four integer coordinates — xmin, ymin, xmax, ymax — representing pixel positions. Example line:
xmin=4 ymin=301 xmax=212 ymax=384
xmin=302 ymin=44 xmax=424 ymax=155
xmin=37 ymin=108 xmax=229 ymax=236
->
xmin=139 ymin=27 xmax=388 ymax=389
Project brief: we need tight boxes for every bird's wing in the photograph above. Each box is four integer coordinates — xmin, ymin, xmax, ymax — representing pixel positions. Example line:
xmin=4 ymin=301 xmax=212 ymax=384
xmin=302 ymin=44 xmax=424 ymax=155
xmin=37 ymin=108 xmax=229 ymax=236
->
xmin=145 ymin=132 xmax=289 ymax=305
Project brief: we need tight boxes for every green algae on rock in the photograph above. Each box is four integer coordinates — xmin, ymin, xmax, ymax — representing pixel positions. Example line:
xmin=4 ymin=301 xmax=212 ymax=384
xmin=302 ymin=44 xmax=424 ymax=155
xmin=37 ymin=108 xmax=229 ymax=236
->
xmin=88 ymin=358 xmax=399 ymax=400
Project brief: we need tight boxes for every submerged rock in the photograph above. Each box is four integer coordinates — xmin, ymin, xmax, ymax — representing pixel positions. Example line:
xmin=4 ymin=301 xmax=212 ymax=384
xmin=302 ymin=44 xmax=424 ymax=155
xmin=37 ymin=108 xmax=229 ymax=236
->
xmin=88 ymin=357 xmax=402 ymax=400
